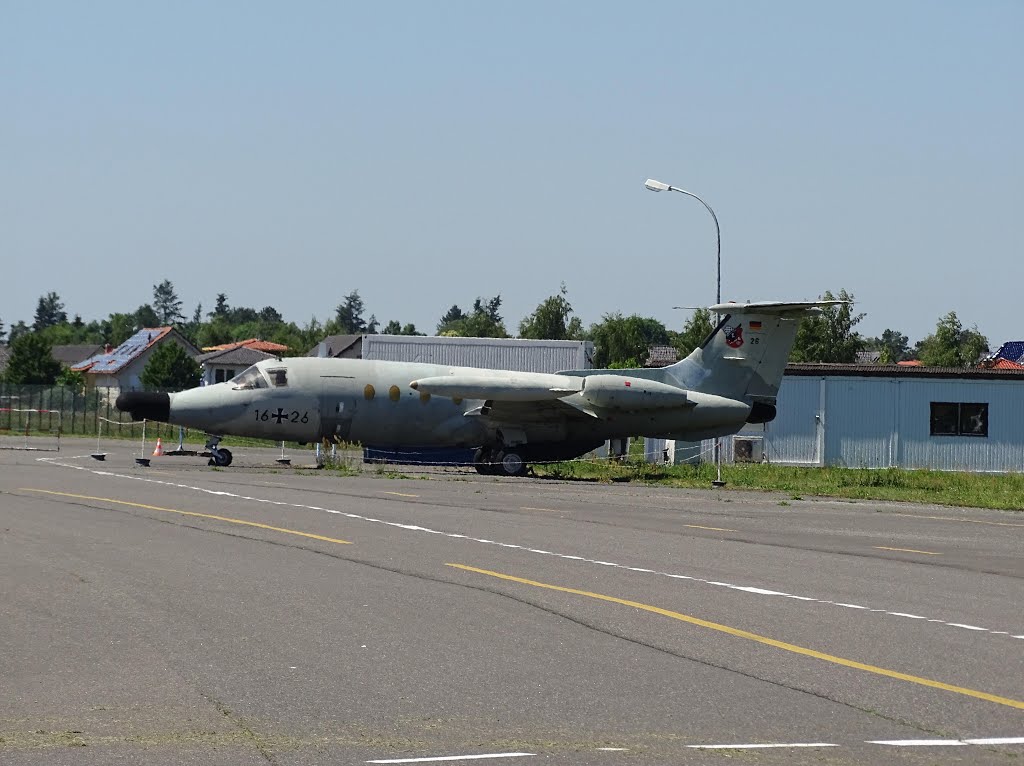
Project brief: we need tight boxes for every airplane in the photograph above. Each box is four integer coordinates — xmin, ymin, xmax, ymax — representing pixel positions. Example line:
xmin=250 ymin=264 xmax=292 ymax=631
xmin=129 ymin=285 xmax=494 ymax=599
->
xmin=116 ymin=300 xmax=836 ymax=476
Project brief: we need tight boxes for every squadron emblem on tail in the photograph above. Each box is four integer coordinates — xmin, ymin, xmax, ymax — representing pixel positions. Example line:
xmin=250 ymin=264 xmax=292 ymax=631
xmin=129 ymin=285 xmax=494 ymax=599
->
xmin=724 ymin=324 xmax=744 ymax=349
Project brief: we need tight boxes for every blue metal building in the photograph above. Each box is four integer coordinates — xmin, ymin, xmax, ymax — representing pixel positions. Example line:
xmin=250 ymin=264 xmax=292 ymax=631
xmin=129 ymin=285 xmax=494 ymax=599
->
xmin=719 ymin=364 xmax=1024 ymax=472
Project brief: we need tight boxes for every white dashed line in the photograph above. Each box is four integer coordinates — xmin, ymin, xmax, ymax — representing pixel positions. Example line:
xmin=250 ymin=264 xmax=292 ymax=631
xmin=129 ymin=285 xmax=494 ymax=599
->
xmin=869 ymin=739 xmax=967 ymax=747
xmin=37 ymin=456 xmax=1024 ymax=642
xmin=367 ymin=754 xmax=533 ymax=764
xmin=688 ymin=743 xmax=837 ymax=749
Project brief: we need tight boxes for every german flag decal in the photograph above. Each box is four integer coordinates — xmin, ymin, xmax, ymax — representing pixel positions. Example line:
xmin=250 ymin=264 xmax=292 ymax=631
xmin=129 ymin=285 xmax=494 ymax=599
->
xmin=749 ymin=320 xmax=763 ymax=331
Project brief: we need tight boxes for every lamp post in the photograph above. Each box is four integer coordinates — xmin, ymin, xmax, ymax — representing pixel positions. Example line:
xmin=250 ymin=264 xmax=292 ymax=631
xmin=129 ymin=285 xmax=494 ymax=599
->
xmin=644 ymin=178 xmax=726 ymax=487
xmin=643 ymin=179 xmax=721 ymax=304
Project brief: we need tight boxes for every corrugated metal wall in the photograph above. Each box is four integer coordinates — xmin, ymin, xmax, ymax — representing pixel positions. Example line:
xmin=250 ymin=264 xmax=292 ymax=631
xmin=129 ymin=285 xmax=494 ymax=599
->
xmin=764 ymin=377 xmax=822 ymax=465
xmin=361 ymin=336 xmax=593 ymax=374
xmin=823 ymin=378 xmax=898 ymax=468
xmin=894 ymin=379 xmax=1024 ymax=472
xmin=751 ymin=375 xmax=1024 ymax=472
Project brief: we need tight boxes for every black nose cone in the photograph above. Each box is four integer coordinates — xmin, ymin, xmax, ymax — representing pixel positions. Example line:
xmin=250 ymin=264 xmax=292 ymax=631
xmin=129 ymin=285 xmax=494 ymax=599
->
xmin=116 ymin=391 xmax=170 ymax=423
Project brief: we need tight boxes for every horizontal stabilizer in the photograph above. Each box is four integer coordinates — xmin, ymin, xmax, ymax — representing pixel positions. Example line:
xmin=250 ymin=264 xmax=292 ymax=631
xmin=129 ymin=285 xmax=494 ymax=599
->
xmin=707 ymin=300 xmax=848 ymax=316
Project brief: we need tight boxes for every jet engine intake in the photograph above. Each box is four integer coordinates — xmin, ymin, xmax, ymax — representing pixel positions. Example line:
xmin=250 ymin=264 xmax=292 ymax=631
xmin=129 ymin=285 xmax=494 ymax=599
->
xmin=116 ymin=391 xmax=170 ymax=423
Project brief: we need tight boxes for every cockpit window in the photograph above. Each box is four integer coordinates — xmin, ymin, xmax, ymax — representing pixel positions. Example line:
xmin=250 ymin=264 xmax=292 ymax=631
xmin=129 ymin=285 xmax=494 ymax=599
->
xmin=268 ymin=368 xmax=288 ymax=388
xmin=231 ymin=366 xmax=269 ymax=390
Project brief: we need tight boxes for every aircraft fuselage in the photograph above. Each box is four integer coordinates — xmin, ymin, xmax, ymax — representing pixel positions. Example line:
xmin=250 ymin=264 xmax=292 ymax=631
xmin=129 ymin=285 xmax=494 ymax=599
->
xmin=166 ymin=357 xmax=750 ymax=449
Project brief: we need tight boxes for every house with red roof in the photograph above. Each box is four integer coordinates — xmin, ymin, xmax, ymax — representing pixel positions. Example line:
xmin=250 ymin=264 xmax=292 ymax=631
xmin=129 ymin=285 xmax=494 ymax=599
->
xmin=72 ymin=327 xmax=199 ymax=391
xmin=201 ymin=338 xmax=289 ymax=354
xmin=978 ymin=357 xmax=1024 ymax=371
xmin=196 ymin=345 xmax=280 ymax=386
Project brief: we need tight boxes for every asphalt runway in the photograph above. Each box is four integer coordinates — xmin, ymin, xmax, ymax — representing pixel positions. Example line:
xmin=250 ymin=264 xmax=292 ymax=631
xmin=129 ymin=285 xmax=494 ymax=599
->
xmin=1 ymin=441 xmax=1022 ymax=765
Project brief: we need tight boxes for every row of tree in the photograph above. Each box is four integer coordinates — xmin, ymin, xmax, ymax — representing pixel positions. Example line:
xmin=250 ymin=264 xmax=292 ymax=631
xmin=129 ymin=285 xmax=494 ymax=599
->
xmin=0 ymin=282 xmax=992 ymax=386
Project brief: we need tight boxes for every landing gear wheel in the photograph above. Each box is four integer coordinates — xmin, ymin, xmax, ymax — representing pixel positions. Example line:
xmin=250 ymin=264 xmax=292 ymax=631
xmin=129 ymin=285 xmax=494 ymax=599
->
xmin=495 ymin=450 xmax=528 ymax=477
xmin=209 ymin=448 xmax=233 ymax=467
xmin=473 ymin=447 xmax=495 ymax=476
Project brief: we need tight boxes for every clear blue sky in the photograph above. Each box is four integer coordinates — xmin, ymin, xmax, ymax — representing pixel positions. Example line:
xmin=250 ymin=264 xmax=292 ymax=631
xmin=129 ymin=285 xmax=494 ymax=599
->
xmin=4 ymin=1 xmax=1021 ymax=347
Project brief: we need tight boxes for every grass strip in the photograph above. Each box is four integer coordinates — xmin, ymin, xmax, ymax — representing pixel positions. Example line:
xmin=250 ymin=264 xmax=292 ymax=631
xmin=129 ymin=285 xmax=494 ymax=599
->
xmin=533 ymin=460 xmax=1024 ymax=512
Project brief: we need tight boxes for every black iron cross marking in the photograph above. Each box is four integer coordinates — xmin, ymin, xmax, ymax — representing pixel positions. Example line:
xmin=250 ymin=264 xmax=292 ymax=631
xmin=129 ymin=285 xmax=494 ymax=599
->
xmin=270 ymin=408 xmax=288 ymax=424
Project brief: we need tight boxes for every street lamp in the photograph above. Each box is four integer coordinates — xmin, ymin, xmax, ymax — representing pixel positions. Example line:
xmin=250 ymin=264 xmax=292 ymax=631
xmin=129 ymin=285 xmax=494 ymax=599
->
xmin=643 ymin=179 xmax=721 ymax=305
xmin=644 ymin=177 xmax=726 ymax=487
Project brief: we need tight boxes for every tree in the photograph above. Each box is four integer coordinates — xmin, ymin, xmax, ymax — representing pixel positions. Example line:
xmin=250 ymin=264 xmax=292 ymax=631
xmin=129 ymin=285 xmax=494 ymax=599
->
xmin=789 ymin=289 xmax=865 ymax=363
xmin=916 ymin=312 xmax=989 ymax=367
xmin=519 ymin=284 xmax=583 ymax=340
xmin=195 ymin=319 xmax=234 ymax=349
xmin=474 ymin=295 xmax=503 ymax=324
xmin=4 ymin=333 xmax=62 ymax=384
xmin=866 ymin=329 xmax=911 ymax=364
xmin=140 ymin=343 xmax=201 ymax=391
xmin=33 ymin=292 xmax=67 ymax=331
xmin=180 ymin=303 xmax=203 ymax=345
xmin=56 ymin=366 xmax=86 ymax=392
xmin=382 ymin=320 xmax=424 ymax=336
xmin=437 ymin=305 xmax=464 ymax=332
xmin=438 ymin=295 xmax=508 ymax=337
xmin=227 ymin=306 xmax=259 ymax=324
xmin=210 ymin=293 xmax=230 ymax=319
xmin=8 ymin=320 xmax=30 ymax=342
xmin=673 ymin=308 xmax=715 ymax=358
xmin=134 ymin=304 xmax=161 ymax=328
xmin=335 ymin=290 xmax=368 ymax=334
xmin=258 ymin=306 xmax=283 ymax=324
xmin=152 ymin=279 xmax=185 ymax=325
xmin=0 ymin=317 xmax=5 ymax=343
xmin=104 ymin=313 xmax=138 ymax=346
xmin=588 ymin=313 xmax=670 ymax=368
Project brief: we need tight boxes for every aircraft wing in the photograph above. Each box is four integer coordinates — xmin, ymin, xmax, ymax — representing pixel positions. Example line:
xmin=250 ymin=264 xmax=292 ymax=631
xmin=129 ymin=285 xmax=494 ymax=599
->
xmin=469 ymin=396 xmax=601 ymax=424
xmin=410 ymin=371 xmax=694 ymax=416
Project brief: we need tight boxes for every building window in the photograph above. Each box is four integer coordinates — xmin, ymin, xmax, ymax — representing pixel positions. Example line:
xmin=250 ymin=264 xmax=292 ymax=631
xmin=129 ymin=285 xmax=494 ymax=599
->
xmin=215 ymin=368 xmax=227 ymax=383
xmin=930 ymin=402 xmax=988 ymax=437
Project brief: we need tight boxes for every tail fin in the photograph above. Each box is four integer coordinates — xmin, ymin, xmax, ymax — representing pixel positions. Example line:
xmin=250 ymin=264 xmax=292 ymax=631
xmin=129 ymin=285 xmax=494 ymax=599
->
xmin=666 ymin=301 xmax=845 ymax=403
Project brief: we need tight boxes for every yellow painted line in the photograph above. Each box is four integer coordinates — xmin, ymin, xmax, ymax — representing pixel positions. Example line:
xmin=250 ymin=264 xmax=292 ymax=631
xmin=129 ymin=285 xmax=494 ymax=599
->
xmin=683 ymin=524 xmax=736 ymax=532
xmin=446 ymin=563 xmax=1024 ymax=711
xmin=520 ymin=506 xmax=563 ymax=513
xmin=383 ymin=491 xmax=419 ymax=498
xmin=20 ymin=489 xmax=351 ymax=545
xmin=895 ymin=514 xmax=1024 ymax=528
xmin=875 ymin=546 xmax=941 ymax=556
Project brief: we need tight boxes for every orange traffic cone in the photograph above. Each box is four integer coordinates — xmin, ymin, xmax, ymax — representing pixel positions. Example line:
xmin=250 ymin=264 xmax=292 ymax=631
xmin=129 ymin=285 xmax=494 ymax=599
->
xmin=152 ymin=437 xmax=164 ymax=457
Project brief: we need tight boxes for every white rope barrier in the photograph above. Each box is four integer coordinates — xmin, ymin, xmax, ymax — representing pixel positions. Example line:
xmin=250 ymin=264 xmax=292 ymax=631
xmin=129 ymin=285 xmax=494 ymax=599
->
xmin=0 ymin=408 xmax=62 ymax=452
xmin=352 ymin=440 xmax=722 ymax=471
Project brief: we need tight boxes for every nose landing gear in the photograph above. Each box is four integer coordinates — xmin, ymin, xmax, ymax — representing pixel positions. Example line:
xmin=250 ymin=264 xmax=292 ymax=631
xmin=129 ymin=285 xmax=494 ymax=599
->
xmin=209 ymin=448 xmax=233 ymax=467
xmin=204 ymin=435 xmax=233 ymax=467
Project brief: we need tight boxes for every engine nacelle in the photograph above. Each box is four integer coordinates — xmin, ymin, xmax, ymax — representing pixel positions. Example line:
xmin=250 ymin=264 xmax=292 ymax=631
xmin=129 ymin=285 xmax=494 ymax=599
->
xmin=410 ymin=373 xmax=583 ymax=402
xmin=580 ymin=375 xmax=692 ymax=410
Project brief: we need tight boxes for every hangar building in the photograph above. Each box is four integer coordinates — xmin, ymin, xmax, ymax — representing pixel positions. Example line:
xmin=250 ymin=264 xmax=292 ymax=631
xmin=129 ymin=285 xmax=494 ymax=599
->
xmin=311 ymin=334 xmax=593 ymax=374
xmin=712 ymin=364 xmax=1024 ymax=473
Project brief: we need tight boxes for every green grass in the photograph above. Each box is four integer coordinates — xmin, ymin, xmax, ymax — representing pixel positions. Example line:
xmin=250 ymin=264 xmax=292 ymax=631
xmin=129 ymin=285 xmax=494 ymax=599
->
xmin=534 ymin=459 xmax=1024 ymax=511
